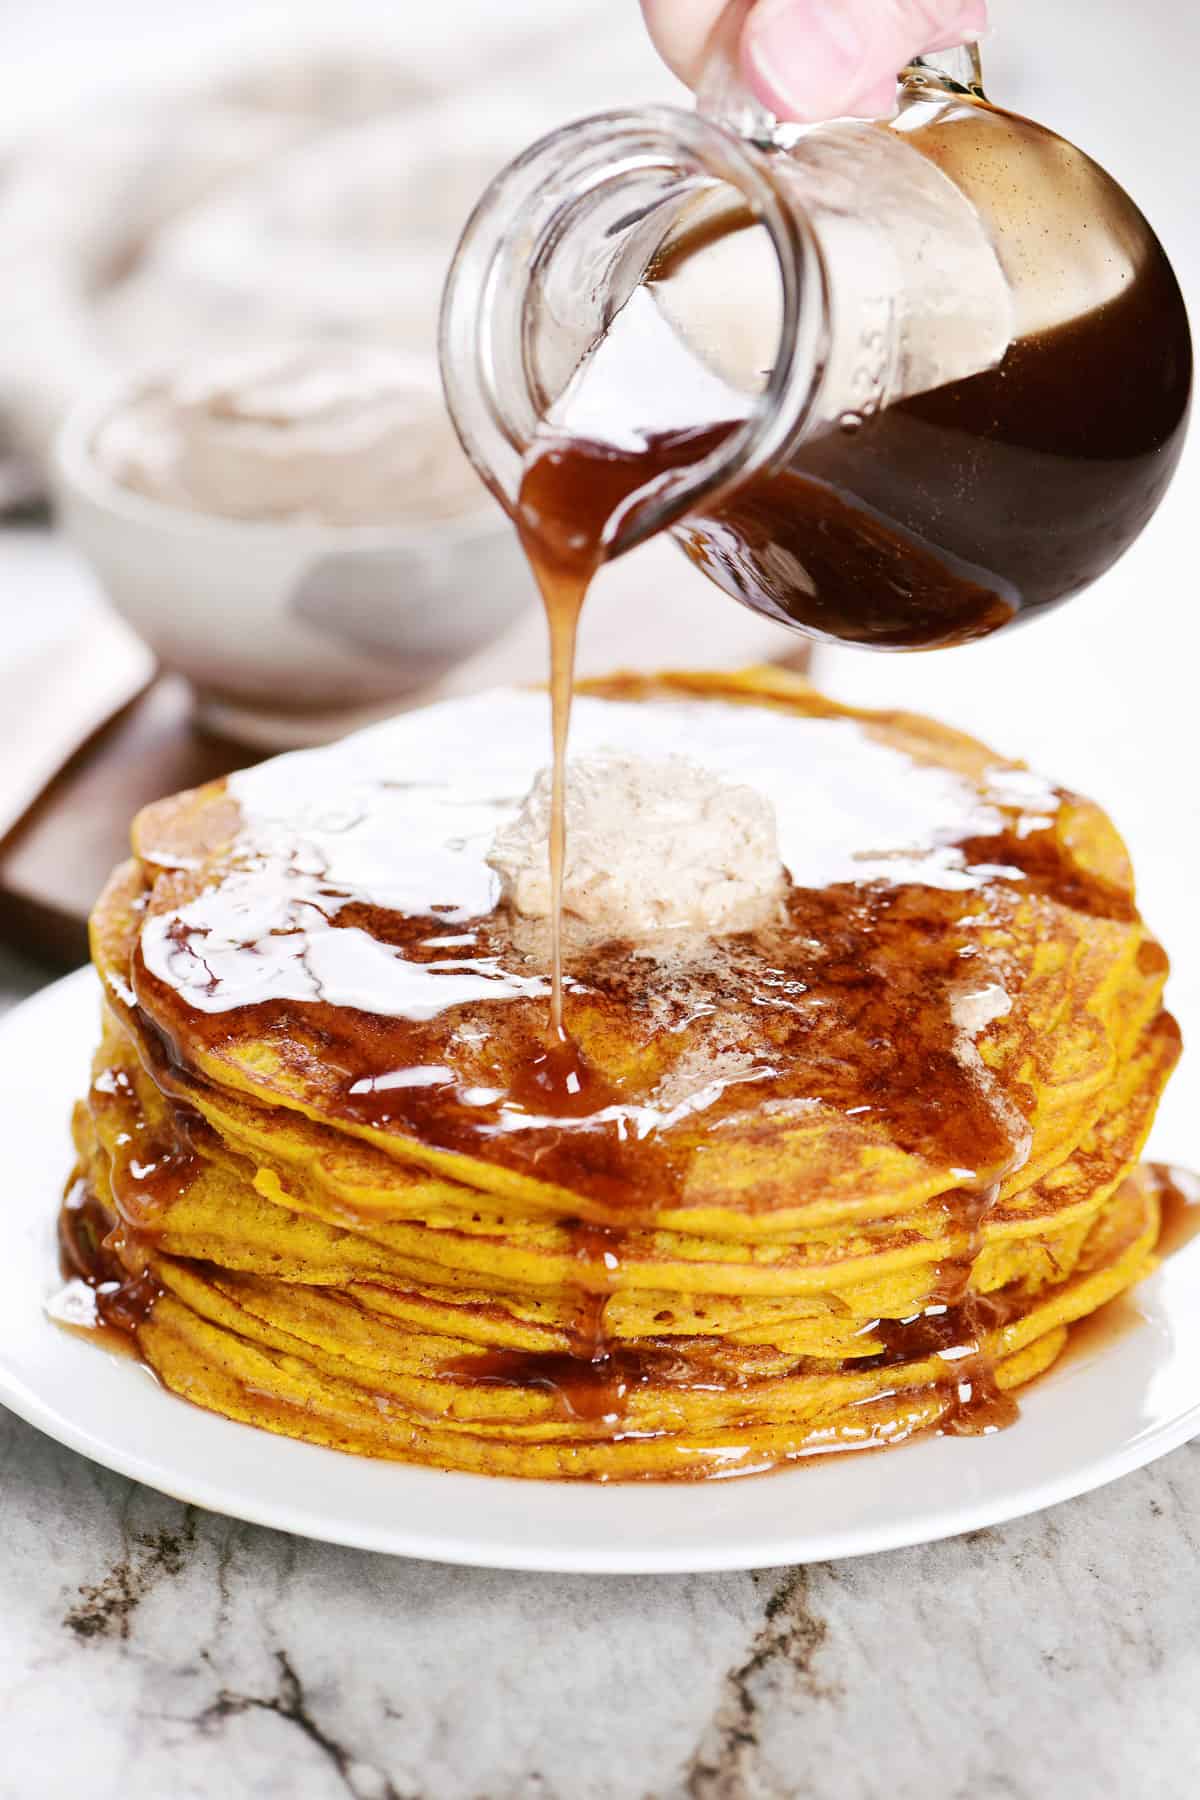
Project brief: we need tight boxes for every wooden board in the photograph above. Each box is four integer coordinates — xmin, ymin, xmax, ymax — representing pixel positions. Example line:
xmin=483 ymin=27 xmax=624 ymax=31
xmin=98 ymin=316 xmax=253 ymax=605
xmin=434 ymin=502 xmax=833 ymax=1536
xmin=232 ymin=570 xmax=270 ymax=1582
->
xmin=0 ymin=675 xmax=251 ymax=966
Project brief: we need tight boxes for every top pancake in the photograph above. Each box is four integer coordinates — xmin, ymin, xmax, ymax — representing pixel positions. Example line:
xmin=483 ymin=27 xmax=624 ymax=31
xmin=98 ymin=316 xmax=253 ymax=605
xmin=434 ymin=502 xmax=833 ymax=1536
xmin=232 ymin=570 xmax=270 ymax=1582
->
xmin=93 ymin=669 xmax=1169 ymax=1232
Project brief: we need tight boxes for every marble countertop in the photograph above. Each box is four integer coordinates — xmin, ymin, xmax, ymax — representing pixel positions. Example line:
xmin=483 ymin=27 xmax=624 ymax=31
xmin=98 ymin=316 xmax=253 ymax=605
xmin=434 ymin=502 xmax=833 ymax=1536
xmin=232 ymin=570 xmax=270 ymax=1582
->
xmin=2 ymin=1406 xmax=1198 ymax=1800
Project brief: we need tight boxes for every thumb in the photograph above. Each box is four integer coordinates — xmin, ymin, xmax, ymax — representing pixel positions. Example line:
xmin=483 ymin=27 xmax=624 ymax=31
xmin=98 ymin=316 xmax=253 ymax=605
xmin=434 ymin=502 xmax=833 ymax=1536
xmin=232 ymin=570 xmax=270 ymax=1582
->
xmin=742 ymin=0 xmax=987 ymax=122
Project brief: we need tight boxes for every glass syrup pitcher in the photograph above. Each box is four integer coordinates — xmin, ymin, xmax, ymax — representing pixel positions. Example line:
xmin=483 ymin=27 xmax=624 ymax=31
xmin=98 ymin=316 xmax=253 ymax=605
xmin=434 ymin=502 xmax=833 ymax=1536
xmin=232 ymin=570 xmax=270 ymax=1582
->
xmin=440 ymin=34 xmax=1191 ymax=651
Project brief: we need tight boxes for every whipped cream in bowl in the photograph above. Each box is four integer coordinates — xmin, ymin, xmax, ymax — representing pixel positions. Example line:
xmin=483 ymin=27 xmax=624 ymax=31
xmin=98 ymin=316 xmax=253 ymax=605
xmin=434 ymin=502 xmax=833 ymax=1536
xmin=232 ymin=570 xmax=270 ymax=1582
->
xmin=90 ymin=343 xmax=488 ymax=527
xmin=54 ymin=342 xmax=531 ymax=749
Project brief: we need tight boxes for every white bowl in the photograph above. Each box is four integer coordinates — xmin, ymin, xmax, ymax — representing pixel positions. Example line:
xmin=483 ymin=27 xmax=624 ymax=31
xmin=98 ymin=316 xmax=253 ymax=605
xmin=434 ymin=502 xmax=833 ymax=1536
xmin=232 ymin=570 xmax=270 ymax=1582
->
xmin=52 ymin=373 xmax=533 ymax=749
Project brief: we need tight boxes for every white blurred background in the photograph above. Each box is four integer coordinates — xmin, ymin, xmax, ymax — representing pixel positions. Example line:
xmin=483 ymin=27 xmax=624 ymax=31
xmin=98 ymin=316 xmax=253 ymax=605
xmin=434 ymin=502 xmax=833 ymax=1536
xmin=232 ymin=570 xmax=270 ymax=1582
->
xmin=0 ymin=0 xmax=1196 ymax=1151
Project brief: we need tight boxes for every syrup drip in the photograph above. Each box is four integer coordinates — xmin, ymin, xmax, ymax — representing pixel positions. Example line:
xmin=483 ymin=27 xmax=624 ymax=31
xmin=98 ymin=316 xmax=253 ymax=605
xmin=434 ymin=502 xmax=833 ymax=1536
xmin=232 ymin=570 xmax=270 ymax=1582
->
xmin=566 ymin=1220 xmax=623 ymax=1361
xmin=445 ymin=1218 xmax=630 ymax=1420
xmin=88 ymin=1062 xmax=203 ymax=1232
xmin=1149 ymin=1163 xmax=1200 ymax=1260
xmin=860 ymin=1278 xmax=1025 ymax=1436
xmin=53 ymin=1053 xmax=204 ymax=1348
xmin=921 ymin=1177 xmax=1018 ymax=1434
xmin=440 ymin=1346 xmax=680 ymax=1425
xmin=57 ymin=1178 xmax=163 ymax=1343
xmin=506 ymin=1031 xmax=615 ymax=1120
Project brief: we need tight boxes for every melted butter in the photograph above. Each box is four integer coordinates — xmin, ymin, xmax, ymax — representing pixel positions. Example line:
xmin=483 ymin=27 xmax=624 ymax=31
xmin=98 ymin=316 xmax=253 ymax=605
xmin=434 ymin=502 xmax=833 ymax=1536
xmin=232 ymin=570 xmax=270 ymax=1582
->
xmin=138 ymin=688 xmax=1060 ymax=1017
xmin=125 ymin=687 xmax=1088 ymax=1223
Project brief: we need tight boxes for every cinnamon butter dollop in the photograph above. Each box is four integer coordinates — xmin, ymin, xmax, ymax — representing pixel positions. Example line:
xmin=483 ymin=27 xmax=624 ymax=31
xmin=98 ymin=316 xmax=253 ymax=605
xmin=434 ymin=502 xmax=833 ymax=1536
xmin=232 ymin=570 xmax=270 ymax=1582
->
xmin=487 ymin=751 xmax=787 ymax=938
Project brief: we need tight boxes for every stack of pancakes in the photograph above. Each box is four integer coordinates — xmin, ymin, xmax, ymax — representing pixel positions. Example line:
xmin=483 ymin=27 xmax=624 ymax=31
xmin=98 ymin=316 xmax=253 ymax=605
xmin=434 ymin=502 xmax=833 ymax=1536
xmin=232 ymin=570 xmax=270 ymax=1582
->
xmin=61 ymin=671 xmax=1179 ymax=1479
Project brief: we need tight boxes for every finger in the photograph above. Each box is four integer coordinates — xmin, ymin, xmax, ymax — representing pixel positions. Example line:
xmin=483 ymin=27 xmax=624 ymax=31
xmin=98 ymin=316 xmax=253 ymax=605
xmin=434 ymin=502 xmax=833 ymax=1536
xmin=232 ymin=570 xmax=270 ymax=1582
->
xmin=639 ymin=0 xmax=731 ymax=87
xmin=742 ymin=0 xmax=988 ymax=122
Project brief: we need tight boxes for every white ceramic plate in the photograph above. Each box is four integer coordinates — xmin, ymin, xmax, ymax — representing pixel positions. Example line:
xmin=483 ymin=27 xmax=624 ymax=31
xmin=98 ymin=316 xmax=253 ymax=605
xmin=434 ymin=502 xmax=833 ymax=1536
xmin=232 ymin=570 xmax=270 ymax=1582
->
xmin=3 ymin=968 xmax=1198 ymax=1573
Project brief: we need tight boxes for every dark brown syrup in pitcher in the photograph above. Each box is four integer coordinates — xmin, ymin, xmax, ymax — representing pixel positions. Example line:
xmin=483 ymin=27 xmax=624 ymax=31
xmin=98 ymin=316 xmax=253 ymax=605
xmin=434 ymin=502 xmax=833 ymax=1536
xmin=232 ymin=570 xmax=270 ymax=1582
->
xmin=681 ymin=253 xmax=1191 ymax=648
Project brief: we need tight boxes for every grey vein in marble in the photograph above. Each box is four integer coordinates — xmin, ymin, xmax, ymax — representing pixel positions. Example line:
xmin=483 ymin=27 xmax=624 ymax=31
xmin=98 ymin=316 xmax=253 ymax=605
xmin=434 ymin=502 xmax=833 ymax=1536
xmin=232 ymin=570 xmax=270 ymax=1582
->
xmin=2 ymin=1400 xmax=1199 ymax=1800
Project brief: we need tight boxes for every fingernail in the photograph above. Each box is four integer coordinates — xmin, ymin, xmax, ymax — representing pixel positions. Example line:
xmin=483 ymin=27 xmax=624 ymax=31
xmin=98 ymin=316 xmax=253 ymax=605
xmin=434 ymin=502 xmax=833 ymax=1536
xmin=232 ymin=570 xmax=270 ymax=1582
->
xmin=744 ymin=0 xmax=872 ymax=122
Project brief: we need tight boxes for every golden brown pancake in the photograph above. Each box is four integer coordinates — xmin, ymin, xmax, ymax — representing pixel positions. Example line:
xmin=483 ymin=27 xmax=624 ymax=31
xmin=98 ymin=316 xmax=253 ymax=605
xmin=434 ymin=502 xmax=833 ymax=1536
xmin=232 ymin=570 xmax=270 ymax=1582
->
xmin=57 ymin=670 xmax=1181 ymax=1478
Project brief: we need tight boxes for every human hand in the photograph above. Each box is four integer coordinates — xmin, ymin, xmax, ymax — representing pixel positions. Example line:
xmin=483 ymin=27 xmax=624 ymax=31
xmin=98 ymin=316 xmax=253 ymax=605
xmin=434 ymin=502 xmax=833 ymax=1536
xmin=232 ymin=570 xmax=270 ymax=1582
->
xmin=639 ymin=0 xmax=987 ymax=122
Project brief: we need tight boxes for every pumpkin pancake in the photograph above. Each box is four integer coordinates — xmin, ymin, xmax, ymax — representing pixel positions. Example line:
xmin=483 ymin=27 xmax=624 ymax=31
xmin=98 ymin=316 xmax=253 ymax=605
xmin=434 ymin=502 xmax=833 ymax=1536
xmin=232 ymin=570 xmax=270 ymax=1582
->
xmin=57 ymin=670 xmax=1181 ymax=1477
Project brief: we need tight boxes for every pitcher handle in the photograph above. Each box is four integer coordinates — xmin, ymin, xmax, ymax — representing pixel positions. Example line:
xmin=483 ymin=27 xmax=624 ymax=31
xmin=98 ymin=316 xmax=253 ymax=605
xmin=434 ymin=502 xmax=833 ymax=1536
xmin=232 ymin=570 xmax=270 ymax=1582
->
xmin=695 ymin=0 xmax=785 ymax=142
